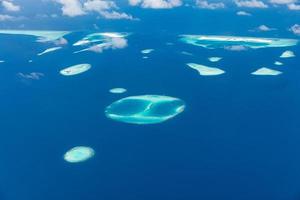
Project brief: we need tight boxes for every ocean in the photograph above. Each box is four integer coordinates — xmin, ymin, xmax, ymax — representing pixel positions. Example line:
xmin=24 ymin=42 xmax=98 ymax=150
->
xmin=0 ymin=3 xmax=300 ymax=200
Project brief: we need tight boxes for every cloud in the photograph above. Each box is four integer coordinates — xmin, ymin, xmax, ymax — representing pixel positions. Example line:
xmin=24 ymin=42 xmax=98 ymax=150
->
xmin=287 ymin=3 xmax=300 ymax=9
xmin=269 ymin=0 xmax=296 ymax=4
xmin=129 ymin=0 xmax=182 ymax=9
xmin=257 ymin=24 xmax=276 ymax=31
xmin=84 ymin=0 xmax=117 ymax=11
xmin=54 ymin=37 xmax=69 ymax=45
xmin=55 ymin=0 xmax=134 ymax=19
xmin=0 ymin=14 xmax=15 ymax=21
xmin=84 ymin=0 xmax=134 ymax=19
xmin=56 ymin=0 xmax=86 ymax=17
xmin=89 ymin=37 xmax=128 ymax=53
xmin=289 ymin=24 xmax=300 ymax=35
xmin=18 ymin=72 xmax=44 ymax=80
xmin=74 ymin=37 xmax=128 ymax=53
xmin=109 ymin=37 xmax=128 ymax=49
xmin=195 ymin=0 xmax=225 ymax=9
xmin=0 ymin=14 xmax=24 ymax=21
xmin=236 ymin=11 xmax=252 ymax=15
xmin=97 ymin=11 xmax=134 ymax=19
xmin=1 ymin=0 xmax=21 ymax=12
xmin=234 ymin=0 xmax=269 ymax=8
xmin=267 ymin=0 xmax=300 ymax=10
xmin=249 ymin=24 xmax=276 ymax=32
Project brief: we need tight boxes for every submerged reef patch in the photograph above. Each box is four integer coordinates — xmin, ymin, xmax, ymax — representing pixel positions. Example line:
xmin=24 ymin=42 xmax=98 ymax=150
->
xmin=141 ymin=49 xmax=154 ymax=54
xmin=105 ymin=95 xmax=185 ymax=124
xmin=64 ymin=146 xmax=95 ymax=163
xmin=187 ymin=63 xmax=225 ymax=76
xmin=60 ymin=64 xmax=91 ymax=76
xmin=208 ymin=57 xmax=222 ymax=62
xmin=280 ymin=50 xmax=295 ymax=58
xmin=274 ymin=61 xmax=283 ymax=66
xmin=181 ymin=51 xmax=194 ymax=56
xmin=251 ymin=67 xmax=282 ymax=76
xmin=38 ymin=47 xmax=62 ymax=56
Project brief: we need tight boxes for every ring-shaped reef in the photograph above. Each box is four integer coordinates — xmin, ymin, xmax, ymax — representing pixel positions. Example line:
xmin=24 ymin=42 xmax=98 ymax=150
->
xmin=180 ymin=35 xmax=298 ymax=49
xmin=105 ymin=95 xmax=186 ymax=124
xmin=64 ymin=146 xmax=95 ymax=163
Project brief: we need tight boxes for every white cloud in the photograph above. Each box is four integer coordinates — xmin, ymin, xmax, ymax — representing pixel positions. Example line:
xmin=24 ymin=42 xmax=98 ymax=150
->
xmin=287 ymin=3 xmax=300 ymax=9
xmin=269 ymin=0 xmax=296 ymax=4
xmin=289 ymin=24 xmax=300 ymax=35
xmin=0 ymin=14 xmax=15 ymax=21
xmin=54 ymin=37 xmax=69 ymax=45
xmin=56 ymin=0 xmax=86 ymax=17
xmin=249 ymin=24 xmax=276 ymax=32
xmin=0 ymin=14 xmax=24 ymax=21
xmin=55 ymin=0 xmax=134 ymax=19
xmin=129 ymin=0 xmax=182 ymax=9
xmin=109 ymin=37 xmax=128 ymax=49
xmin=234 ymin=0 xmax=269 ymax=8
xmin=84 ymin=0 xmax=134 ymax=19
xmin=98 ymin=11 xmax=134 ymax=19
xmin=85 ymin=37 xmax=128 ymax=53
xmin=84 ymin=0 xmax=117 ymax=11
xmin=268 ymin=0 xmax=300 ymax=10
xmin=196 ymin=0 xmax=225 ymax=9
xmin=257 ymin=24 xmax=276 ymax=31
xmin=1 ymin=0 xmax=21 ymax=12
xmin=236 ymin=11 xmax=252 ymax=15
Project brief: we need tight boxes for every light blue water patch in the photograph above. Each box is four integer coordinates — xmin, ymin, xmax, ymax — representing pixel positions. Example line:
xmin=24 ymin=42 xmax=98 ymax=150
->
xmin=187 ymin=63 xmax=225 ymax=76
xmin=181 ymin=51 xmax=194 ymax=56
xmin=105 ymin=95 xmax=185 ymax=124
xmin=110 ymin=88 xmax=127 ymax=94
xmin=180 ymin=35 xmax=298 ymax=49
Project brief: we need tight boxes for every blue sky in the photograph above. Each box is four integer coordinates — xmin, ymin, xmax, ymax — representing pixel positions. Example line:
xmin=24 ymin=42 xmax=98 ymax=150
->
xmin=0 ymin=0 xmax=300 ymax=37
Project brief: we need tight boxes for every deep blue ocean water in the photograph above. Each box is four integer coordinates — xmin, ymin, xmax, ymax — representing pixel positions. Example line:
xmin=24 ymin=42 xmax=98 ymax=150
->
xmin=1 ymin=3 xmax=300 ymax=200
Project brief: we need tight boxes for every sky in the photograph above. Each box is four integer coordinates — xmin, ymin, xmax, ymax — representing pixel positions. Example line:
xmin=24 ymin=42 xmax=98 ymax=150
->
xmin=0 ymin=0 xmax=300 ymax=37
